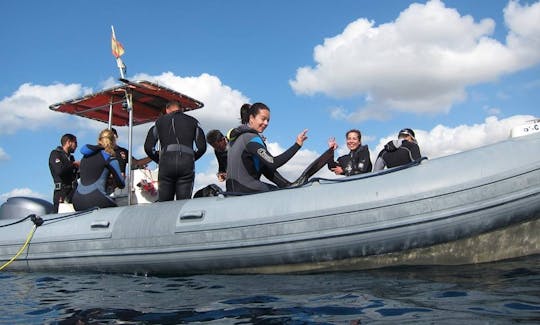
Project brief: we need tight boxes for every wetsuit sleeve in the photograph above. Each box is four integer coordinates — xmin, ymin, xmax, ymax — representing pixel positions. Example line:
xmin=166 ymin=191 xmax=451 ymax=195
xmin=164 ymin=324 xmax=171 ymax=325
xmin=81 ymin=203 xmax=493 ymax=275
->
xmin=215 ymin=150 xmax=227 ymax=173
xmin=263 ymin=169 xmax=291 ymax=188
xmin=245 ymin=137 xmax=301 ymax=171
xmin=411 ymin=144 xmax=422 ymax=161
xmin=327 ymin=159 xmax=338 ymax=171
xmin=193 ymin=124 xmax=207 ymax=161
xmin=107 ymin=158 xmax=126 ymax=189
xmin=144 ymin=126 xmax=160 ymax=163
xmin=373 ymin=155 xmax=387 ymax=171
xmin=334 ymin=156 xmax=347 ymax=175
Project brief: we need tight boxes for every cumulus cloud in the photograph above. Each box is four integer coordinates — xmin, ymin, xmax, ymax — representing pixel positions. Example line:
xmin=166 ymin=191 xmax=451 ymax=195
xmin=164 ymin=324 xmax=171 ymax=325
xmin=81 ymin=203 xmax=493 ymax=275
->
xmin=105 ymin=72 xmax=250 ymax=158
xmin=0 ymin=188 xmax=46 ymax=203
xmin=290 ymin=0 xmax=540 ymax=121
xmin=0 ymin=83 xmax=90 ymax=135
xmin=0 ymin=72 xmax=246 ymax=137
xmin=133 ymin=72 xmax=249 ymax=132
xmin=0 ymin=72 xmax=249 ymax=160
xmin=372 ymin=115 xmax=536 ymax=161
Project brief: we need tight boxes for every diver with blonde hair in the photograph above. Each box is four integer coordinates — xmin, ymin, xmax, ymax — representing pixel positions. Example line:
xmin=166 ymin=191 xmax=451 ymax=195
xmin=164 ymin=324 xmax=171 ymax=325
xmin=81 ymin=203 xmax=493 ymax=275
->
xmin=72 ymin=129 xmax=125 ymax=210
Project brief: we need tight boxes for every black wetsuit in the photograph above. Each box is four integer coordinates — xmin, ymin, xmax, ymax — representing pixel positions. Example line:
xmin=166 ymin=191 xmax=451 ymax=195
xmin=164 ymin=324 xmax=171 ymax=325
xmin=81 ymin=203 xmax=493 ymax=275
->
xmin=144 ymin=111 xmax=206 ymax=201
xmin=373 ymin=139 xmax=421 ymax=171
xmin=226 ymin=126 xmax=299 ymax=193
xmin=215 ymin=149 xmax=228 ymax=174
xmin=328 ymin=145 xmax=372 ymax=176
xmin=72 ymin=145 xmax=125 ymax=211
xmin=114 ymin=145 xmax=129 ymax=174
xmin=48 ymin=146 xmax=78 ymax=213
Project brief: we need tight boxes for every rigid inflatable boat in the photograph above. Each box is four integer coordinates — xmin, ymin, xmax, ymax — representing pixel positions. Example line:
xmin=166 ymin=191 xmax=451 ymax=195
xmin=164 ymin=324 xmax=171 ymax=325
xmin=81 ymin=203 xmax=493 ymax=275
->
xmin=1 ymin=118 xmax=539 ymax=275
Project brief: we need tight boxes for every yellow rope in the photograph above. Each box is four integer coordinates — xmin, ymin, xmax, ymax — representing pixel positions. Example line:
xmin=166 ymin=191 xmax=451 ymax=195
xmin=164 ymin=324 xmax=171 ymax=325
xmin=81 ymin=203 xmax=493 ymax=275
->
xmin=0 ymin=224 xmax=37 ymax=271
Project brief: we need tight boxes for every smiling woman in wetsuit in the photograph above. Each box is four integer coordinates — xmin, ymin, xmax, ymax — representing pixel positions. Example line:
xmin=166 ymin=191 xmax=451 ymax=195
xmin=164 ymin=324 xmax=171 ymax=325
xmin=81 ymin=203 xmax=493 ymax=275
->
xmin=226 ymin=102 xmax=308 ymax=194
xmin=72 ymin=129 xmax=125 ymax=211
xmin=328 ymin=129 xmax=372 ymax=176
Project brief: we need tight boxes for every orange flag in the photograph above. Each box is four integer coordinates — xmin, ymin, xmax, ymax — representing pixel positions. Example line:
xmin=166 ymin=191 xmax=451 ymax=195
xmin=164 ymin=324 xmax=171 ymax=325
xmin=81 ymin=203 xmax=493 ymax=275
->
xmin=111 ymin=29 xmax=125 ymax=58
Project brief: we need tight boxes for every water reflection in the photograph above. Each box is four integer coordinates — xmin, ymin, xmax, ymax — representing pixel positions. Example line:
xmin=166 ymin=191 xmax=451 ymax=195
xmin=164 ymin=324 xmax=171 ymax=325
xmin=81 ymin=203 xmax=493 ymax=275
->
xmin=0 ymin=255 xmax=539 ymax=324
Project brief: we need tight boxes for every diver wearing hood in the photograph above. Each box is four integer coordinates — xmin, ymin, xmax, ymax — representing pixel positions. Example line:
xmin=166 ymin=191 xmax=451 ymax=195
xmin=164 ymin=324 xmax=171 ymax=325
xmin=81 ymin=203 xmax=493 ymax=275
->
xmin=373 ymin=128 xmax=421 ymax=171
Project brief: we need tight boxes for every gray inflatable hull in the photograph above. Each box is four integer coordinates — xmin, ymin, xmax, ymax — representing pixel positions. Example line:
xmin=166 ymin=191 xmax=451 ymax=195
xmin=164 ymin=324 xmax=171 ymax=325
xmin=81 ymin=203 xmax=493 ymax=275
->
xmin=1 ymin=133 xmax=539 ymax=275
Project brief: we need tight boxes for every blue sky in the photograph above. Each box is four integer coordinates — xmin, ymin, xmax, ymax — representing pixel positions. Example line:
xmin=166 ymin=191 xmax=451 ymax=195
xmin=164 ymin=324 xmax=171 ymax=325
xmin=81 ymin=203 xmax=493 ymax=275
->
xmin=1 ymin=0 xmax=539 ymax=203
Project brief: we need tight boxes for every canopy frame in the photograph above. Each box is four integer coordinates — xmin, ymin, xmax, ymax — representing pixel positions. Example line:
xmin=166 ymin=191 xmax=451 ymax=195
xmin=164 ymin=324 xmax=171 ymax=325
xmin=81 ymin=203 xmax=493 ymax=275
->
xmin=49 ymin=79 xmax=204 ymax=205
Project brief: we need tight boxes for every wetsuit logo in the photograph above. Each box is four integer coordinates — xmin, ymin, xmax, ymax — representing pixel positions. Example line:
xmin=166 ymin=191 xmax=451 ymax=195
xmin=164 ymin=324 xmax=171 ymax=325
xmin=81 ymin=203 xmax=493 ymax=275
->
xmin=257 ymin=148 xmax=274 ymax=163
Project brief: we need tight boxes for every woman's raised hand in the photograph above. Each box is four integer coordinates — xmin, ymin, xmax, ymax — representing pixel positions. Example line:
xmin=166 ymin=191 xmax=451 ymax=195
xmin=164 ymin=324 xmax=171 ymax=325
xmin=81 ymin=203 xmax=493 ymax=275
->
xmin=328 ymin=137 xmax=338 ymax=150
xmin=296 ymin=129 xmax=308 ymax=146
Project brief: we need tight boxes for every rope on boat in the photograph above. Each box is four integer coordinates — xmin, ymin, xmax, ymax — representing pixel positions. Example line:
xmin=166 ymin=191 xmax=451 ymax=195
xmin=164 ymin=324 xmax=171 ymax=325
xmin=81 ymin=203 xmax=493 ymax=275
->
xmin=0 ymin=208 xmax=96 ymax=271
xmin=0 ymin=215 xmax=43 ymax=271
xmin=0 ymin=214 xmax=34 ymax=228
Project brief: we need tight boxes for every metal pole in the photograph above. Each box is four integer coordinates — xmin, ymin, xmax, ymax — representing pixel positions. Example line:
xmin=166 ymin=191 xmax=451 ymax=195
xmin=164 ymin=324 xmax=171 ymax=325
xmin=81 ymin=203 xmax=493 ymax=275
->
xmin=126 ymin=92 xmax=134 ymax=206
xmin=108 ymin=98 xmax=113 ymax=128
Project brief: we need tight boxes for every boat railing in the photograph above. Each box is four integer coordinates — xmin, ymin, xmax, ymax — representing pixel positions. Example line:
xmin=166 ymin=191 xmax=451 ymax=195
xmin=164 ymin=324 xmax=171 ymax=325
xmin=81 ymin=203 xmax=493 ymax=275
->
xmin=300 ymin=157 xmax=429 ymax=186
xmin=221 ymin=157 xmax=428 ymax=196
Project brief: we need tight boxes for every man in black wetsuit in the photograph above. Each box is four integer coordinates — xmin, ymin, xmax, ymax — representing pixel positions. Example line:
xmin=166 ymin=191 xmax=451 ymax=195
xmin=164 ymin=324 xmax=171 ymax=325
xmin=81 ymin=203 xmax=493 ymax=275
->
xmin=144 ymin=101 xmax=207 ymax=201
xmin=373 ymin=128 xmax=422 ymax=171
xmin=206 ymin=129 xmax=228 ymax=182
xmin=48 ymin=133 xmax=79 ymax=212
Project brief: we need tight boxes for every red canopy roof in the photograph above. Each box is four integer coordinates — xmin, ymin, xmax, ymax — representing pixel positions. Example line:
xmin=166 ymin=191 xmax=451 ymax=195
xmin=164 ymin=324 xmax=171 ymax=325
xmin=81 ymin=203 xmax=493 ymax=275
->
xmin=49 ymin=79 xmax=204 ymax=126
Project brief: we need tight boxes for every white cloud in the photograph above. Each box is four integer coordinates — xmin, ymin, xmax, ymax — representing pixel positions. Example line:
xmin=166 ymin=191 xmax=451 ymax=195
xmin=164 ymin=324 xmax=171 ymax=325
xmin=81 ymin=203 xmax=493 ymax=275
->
xmin=0 ymin=71 xmax=246 ymax=137
xmin=0 ymin=147 xmax=8 ymax=161
xmin=105 ymin=72 xmax=250 ymax=158
xmin=0 ymin=83 xmax=90 ymax=135
xmin=290 ymin=0 xmax=540 ymax=121
xmin=0 ymin=72 xmax=249 ymax=159
xmin=504 ymin=0 xmax=540 ymax=66
xmin=372 ymin=114 xmax=536 ymax=161
xmin=133 ymin=72 xmax=249 ymax=133
xmin=0 ymin=188 xmax=46 ymax=203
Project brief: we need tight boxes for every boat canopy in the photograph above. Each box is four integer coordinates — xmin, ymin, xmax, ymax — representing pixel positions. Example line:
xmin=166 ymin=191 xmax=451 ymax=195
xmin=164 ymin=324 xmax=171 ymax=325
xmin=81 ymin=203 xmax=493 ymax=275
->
xmin=49 ymin=79 xmax=204 ymax=126
xmin=48 ymin=78 xmax=204 ymax=205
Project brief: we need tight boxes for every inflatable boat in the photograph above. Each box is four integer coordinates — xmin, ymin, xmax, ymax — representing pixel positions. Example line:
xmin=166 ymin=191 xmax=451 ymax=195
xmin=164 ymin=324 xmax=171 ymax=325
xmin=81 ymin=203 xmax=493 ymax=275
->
xmin=1 ymin=117 xmax=539 ymax=275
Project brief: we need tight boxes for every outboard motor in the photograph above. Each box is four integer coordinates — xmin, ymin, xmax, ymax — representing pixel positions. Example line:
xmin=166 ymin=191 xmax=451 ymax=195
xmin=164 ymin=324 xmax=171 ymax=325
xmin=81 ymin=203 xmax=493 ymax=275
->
xmin=0 ymin=197 xmax=53 ymax=220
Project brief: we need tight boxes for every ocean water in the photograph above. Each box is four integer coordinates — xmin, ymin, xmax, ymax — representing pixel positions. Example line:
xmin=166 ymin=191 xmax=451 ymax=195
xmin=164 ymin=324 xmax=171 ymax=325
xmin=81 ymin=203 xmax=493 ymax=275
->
xmin=1 ymin=255 xmax=539 ymax=324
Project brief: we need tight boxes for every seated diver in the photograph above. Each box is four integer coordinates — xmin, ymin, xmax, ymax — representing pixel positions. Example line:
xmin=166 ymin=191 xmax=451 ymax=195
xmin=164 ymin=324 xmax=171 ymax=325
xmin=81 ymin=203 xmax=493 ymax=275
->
xmin=72 ymin=129 xmax=125 ymax=210
xmin=373 ymin=128 xmax=422 ymax=171
xmin=226 ymin=102 xmax=308 ymax=194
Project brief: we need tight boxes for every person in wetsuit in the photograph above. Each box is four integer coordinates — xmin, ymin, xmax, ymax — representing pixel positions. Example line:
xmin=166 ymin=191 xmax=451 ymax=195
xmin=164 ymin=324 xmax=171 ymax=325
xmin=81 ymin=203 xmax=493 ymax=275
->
xmin=48 ymin=133 xmax=80 ymax=212
xmin=328 ymin=129 xmax=372 ymax=176
xmin=72 ymin=129 xmax=125 ymax=211
xmin=373 ymin=128 xmax=422 ymax=171
xmin=206 ymin=129 xmax=228 ymax=182
xmin=144 ymin=101 xmax=207 ymax=201
xmin=226 ymin=102 xmax=308 ymax=193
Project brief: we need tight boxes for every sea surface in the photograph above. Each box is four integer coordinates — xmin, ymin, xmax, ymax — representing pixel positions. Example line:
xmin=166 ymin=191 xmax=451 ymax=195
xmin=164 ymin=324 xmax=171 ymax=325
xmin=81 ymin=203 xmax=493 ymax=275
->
xmin=1 ymin=255 xmax=540 ymax=324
